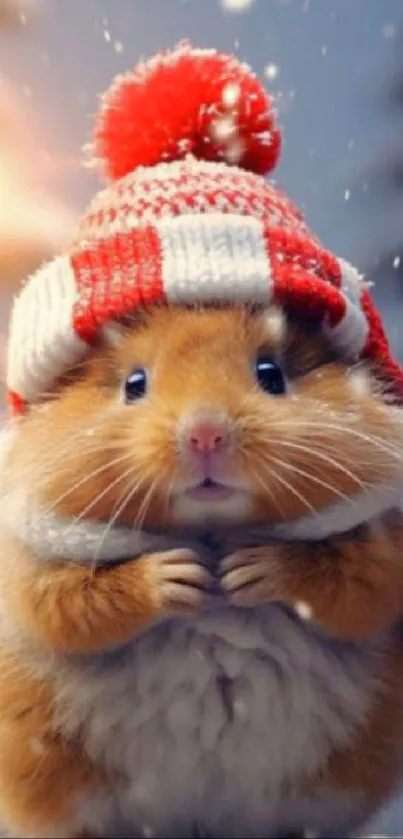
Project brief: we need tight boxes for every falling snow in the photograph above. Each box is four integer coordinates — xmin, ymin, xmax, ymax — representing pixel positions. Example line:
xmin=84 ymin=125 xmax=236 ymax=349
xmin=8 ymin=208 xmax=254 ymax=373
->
xmin=220 ymin=0 xmax=255 ymax=13
xmin=393 ymin=256 xmax=401 ymax=269
xmin=381 ymin=22 xmax=396 ymax=39
xmin=103 ymin=28 xmax=111 ymax=43
xmin=295 ymin=602 xmax=313 ymax=622
xmin=264 ymin=63 xmax=279 ymax=81
xmin=344 ymin=189 xmax=351 ymax=202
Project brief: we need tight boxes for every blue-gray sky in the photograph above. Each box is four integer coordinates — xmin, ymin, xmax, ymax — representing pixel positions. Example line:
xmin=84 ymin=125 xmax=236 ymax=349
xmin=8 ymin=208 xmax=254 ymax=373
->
xmin=0 ymin=0 xmax=400 ymax=249
xmin=2 ymin=0 xmax=403 ymax=352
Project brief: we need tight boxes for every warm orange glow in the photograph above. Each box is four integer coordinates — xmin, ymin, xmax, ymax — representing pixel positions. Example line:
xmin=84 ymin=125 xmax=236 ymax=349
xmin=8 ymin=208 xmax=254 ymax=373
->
xmin=0 ymin=77 xmax=74 ymax=291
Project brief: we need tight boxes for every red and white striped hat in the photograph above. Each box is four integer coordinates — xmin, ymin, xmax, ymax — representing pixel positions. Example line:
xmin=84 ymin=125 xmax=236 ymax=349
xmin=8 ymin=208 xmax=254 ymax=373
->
xmin=7 ymin=41 xmax=403 ymax=414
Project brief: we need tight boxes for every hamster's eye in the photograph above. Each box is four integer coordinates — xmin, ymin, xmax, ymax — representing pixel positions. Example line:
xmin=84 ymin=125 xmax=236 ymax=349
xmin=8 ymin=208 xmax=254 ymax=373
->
xmin=124 ymin=368 xmax=147 ymax=402
xmin=255 ymin=357 xmax=286 ymax=395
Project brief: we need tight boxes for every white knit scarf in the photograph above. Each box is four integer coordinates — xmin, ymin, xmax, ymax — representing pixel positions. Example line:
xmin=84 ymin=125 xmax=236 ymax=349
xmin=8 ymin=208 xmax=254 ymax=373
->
xmin=1 ymin=480 xmax=401 ymax=565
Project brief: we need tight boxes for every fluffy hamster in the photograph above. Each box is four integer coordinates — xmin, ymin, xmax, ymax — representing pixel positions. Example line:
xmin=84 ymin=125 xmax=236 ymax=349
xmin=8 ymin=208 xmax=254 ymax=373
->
xmin=0 ymin=303 xmax=403 ymax=838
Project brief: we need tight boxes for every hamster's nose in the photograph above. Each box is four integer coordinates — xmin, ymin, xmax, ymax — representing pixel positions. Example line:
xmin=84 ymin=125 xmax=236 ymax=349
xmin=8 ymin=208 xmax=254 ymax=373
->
xmin=180 ymin=412 xmax=231 ymax=455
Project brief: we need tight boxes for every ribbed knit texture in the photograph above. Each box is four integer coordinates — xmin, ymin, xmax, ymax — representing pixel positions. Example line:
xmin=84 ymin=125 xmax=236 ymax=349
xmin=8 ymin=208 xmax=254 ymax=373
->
xmin=6 ymin=43 xmax=403 ymax=411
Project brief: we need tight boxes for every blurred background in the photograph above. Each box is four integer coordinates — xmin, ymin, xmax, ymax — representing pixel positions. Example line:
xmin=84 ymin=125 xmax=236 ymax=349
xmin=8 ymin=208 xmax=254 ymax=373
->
xmin=1 ymin=0 xmax=403 ymax=831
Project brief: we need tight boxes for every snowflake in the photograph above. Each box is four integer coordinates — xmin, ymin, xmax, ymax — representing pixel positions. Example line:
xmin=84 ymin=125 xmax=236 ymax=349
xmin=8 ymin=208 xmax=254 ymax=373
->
xmin=220 ymin=0 xmax=255 ymax=13
xmin=381 ymin=22 xmax=396 ymax=39
xmin=264 ymin=63 xmax=279 ymax=81
xmin=295 ymin=602 xmax=313 ymax=621
xmin=344 ymin=189 xmax=351 ymax=201
xmin=393 ymin=256 xmax=401 ymax=269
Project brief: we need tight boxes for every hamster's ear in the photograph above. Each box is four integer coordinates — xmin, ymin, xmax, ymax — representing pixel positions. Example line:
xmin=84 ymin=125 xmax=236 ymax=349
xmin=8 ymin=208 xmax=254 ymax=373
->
xmin=102 ymin=322 xmax=126 ymax=348
xmin=262 ymin=306 xmax=287 ymax=346
xmin=102 ymin=311 xmax=149 ymax=347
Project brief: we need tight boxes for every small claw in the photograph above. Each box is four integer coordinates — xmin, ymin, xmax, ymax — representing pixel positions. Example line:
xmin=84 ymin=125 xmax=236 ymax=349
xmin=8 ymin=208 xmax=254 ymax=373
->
xmin=223 ymin=564 xmax=266 ymax=593
xmin=159 ymin=548 xmax=200 ymax=566
xmin=220 ymin=551 xmax=276 ymax=607
xmin=150 ymin=548 xmax=212 ymax=617
xmin=162 ymin=581 xmax=206 ymax=614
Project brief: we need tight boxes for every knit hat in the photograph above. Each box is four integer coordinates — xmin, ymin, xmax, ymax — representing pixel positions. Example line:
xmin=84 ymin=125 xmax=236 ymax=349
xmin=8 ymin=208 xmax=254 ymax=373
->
xmin=6 ymin=41 xmax=403 ymax=414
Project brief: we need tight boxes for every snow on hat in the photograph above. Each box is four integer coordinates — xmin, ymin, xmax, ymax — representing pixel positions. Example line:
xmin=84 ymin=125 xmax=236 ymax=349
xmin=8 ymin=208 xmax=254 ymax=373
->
xmin=6 ymin=41 xmax=403 ymax=414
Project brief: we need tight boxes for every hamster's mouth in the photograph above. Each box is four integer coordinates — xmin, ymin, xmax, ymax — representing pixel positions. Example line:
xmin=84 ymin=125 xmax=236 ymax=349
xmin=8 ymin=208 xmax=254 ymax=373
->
xmin=184 ymin=477 xmax=237 ymax=502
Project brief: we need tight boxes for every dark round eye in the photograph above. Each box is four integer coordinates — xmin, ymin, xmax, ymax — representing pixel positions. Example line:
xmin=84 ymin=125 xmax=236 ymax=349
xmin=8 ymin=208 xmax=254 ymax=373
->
xmin=124 ymin=368 xmax=147 ymax=402
xmin=255 ymin=357 xmax=286 ymax=395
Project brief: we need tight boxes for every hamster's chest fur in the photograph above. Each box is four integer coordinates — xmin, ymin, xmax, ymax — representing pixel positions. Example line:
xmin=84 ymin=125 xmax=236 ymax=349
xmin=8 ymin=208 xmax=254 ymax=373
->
xmin=48 ymin=603 xmax=380 ymax=838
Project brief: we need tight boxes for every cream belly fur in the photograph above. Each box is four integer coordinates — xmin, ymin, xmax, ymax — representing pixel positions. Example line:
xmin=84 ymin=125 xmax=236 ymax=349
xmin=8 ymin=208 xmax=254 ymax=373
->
xmin=40 ymin=603 xmax=383 ymax=838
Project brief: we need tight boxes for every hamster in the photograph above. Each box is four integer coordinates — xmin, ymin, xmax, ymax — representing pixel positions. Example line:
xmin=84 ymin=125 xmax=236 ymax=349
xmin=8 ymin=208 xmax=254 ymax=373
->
xmin=0 ymin=302 xmax=403 ymax=838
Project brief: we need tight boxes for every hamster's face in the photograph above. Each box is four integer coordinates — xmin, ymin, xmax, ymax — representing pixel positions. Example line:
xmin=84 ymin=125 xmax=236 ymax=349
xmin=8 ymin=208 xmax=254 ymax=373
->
xmin=11 ymin=305 xmax=403 ymax=532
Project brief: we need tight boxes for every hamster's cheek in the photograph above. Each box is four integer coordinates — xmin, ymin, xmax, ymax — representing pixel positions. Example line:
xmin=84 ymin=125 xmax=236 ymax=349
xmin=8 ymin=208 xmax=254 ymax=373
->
xmin=233 ymin=368 xmax=403 ymax=525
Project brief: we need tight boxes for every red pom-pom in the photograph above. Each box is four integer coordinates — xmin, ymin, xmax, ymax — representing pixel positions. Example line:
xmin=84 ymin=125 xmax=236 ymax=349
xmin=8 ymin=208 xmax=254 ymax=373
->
xmin=92 ymin=41 xmax=281 ymax=181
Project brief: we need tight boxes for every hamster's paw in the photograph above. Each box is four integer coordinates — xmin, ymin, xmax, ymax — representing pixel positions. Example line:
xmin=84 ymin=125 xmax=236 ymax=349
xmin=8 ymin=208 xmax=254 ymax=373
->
xmin=146 ymin=548 xmax=211 ymax=616
xmin=220 ymin=547 xmax=283 ymax=607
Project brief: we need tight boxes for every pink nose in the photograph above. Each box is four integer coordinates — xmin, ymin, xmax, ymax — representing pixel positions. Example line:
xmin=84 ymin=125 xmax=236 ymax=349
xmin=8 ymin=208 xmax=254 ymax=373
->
xmin=185 ymin=419 xmax=230 ymax=455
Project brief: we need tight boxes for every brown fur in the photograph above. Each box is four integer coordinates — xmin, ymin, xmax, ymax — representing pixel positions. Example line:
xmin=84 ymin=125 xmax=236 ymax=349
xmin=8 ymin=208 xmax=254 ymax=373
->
xmin=7 ymin=306 xmax=402 ymax=528
xmin=2 ymin=305 xmax=403 ymax=836
xmin=221 ymin=515 xmax=403 ymax=639
xmin=3 ymin=538 xmax=207 ymax=654
xmin=0 ymin=649 xmax=103 ymax=837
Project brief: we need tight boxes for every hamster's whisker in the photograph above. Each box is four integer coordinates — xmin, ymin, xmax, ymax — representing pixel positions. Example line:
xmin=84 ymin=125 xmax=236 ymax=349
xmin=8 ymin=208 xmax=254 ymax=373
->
xmin=26 ymin=441 xmax=123 ymax=486
xmin=108 ymin=471 xmax=149 ymax=520
xmin=261 ymin=439 xmax=368 ymax=491
xmin=165 ymin=470 xmax=179 ymax=504
xmin=41 ymin=452 xmax=135 ymax=524
xmin=302 ymin=423 xmax=403 ymax=462
xmin=247 ymin=419 xmax=403 ymax=462
xmin=269 ymin=457 xmax=356 ymax=505
xmin=281 ymin=437 xmax=386 ymax=470
xmin=20 ymin=417 xmax=114 ymax=474
xmin=132 ymin=476 xmax=162 ymax=532
xmin=107 ymin=472 xmax=153 ymax=523
xmin=278 ymin=434 xmax=399 ymax=472
xmin=256 ymin=460 xmax=317 ymax=516
xmin=66 ymin=462 xmax=143 ymax=533
xmin=91 ymin=471 xmax=151 ymax=566
xmin=245 ymin=464 xmax=285 ymax=517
